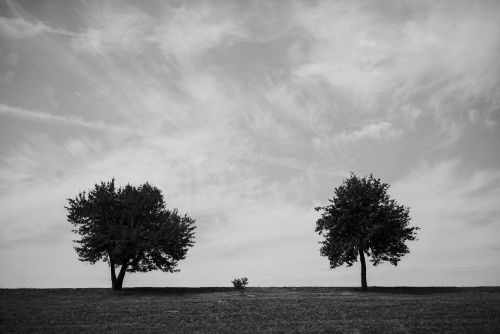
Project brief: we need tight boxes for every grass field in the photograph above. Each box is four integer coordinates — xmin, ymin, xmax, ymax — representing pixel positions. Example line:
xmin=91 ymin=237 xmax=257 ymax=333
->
xmin=1 ymin=287 xmax=500 ymax=333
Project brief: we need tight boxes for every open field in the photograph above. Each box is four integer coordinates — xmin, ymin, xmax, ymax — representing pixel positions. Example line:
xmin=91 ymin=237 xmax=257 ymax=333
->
xmin=1 ymin=287 xmax=500 ymax=333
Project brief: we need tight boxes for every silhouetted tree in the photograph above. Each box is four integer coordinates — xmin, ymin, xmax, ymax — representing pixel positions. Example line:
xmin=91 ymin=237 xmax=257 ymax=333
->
xmin=315 ymin=173 xmax=418 ymax=290
xmin=66 ymin=179 xmax=196 ymax=290
xmin=231 ymin=277 xmax=248 ymax=294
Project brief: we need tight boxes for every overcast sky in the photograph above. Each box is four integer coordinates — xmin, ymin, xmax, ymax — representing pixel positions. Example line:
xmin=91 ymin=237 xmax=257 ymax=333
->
xmin=1 ymin=0 xmax=499 ymax=288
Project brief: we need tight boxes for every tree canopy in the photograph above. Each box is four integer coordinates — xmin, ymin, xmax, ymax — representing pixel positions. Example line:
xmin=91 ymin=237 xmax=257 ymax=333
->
xmin=315 ymin=173 xmax=418 ymax=290
xmin=66 ymin=179 xmax=196 ymax=290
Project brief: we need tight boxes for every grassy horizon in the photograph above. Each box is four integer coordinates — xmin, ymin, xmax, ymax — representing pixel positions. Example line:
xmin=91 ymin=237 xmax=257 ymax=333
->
xmin=2 ymin=287 xmax=500 ymax=333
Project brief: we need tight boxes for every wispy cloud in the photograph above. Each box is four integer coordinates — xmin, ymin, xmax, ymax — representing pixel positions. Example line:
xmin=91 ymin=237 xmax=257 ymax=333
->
xmin=0 ymin=16 xmax=51 ymax=39
xmin=334 ymin=122 xmax=402 ymax=145
xmin=70 ymin=1 xmax=246 ymax=62
xmin=0 ymin=103 xmax=134 ymax=133
xmin=390 ymin=160 xmax=500 ymax=284
xmin=291 ymin=1 xmax=500 ymax=145
xmin=0 ymin=16 xmax=78 ymax=39
xmin=70 ymin=3 xmax=152 ymax=56
xmin=149 ymin=3 xmax=245 ymax=59
xmin=393 ymin=160 xmax=500 ymax=227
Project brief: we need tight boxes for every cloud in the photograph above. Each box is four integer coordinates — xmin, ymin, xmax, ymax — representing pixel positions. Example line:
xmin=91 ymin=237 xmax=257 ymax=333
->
xmin=0 ymin=103 xmax=133 ymax=133
xmin=392 ymin=160 xmax=500 ymax=227
xmin=71 ymin=2 xmax=245 ymax=61
xmin=149 ymin=3 xmax=245 ymax=59
xmin=70 ymin=3 xmax=152 ymax=55
xmin=0 ymin=16 xmax=77 ymax=39
xmin=0 ymin=16 xmax=49 ymax=39
xmin=290 ymin=1 xmax=500 ymax=143
xmin=389 ymin=160 xmax=500 ymax=284
xmin=334 ymin=122 xmax=402 ymax=145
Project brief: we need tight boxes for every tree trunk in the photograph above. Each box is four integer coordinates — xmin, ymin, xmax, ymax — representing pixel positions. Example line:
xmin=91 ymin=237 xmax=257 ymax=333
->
xmin=115 ymin=263 xmax=128 ymax=290
xmin=110 ymin=258 xmax=118 ymax=290
xmin=359 ymin=250 xmax=367 ymax=291
xmin=110 ymin=257 xmax=128 ymax=291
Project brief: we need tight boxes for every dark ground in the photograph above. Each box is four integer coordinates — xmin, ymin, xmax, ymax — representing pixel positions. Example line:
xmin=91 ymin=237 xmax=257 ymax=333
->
xmin=1 ymin=287 xmax=500 ymax=333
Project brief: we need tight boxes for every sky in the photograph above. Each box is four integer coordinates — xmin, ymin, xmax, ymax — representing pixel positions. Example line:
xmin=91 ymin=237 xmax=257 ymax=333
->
xmin=0 ymin=0 xmax=499 ymax=288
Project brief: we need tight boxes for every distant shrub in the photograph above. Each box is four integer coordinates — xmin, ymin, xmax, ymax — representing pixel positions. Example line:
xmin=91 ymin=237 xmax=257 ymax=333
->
xmin=231 ymin=277 xmax=248 ymax=293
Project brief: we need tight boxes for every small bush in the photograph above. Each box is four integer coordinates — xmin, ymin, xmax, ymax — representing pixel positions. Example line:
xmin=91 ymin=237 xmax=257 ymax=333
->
xmin=231 ymin=277 xmax=248 ymax=293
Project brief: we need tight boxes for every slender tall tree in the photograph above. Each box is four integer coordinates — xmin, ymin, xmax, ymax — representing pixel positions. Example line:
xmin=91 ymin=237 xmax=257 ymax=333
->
xmin=66 ymin=179 xmax=196 ymax=290
xmin=315 ymin=173 xmax=418 ymax=290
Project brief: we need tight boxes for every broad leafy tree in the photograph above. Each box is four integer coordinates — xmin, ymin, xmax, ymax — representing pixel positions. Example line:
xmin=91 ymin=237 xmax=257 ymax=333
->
xmin=66 ymin=179 xmax=196 ymax=290
xmin=315 ymin=173 xmax=418 ymax=290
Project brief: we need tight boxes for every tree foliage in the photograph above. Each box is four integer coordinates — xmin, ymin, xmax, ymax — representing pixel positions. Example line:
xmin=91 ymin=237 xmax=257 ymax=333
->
xmin=231 ymin=277 xmax=249 ymax=293
xmin=315 ymin=173 xmax=418 ymax=289
xmin=66 ymin=179 xmax=196 ymax=290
